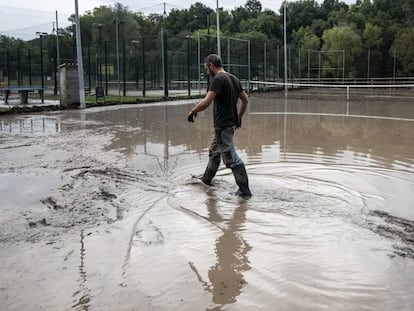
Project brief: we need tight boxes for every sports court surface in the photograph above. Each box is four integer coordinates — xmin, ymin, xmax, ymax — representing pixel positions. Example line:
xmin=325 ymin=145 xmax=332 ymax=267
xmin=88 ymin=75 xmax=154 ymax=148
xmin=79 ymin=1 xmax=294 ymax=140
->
xmin=1 ymin=91 xmax=414 ymax=310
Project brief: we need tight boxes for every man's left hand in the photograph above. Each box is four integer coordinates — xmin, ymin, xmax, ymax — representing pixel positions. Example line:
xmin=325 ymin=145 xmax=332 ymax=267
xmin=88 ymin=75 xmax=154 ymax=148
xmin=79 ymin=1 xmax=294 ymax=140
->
xmin=187 ymin=112 xmax=197 ymax=122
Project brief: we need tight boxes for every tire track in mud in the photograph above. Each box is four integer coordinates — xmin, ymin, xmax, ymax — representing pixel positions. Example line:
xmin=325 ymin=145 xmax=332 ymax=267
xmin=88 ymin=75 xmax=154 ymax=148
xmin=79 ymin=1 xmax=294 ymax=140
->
xmin=0 ymin=143 xmax=33 ymax=149
xmin=171 ymin=163 xmax=414 ymax=262
xmin=1 ymin=165 xmax=167 ymax=244
xmin=244 ymin=164 xmax=414 ymax=261
xmin=368 ymin=211 xmax=414 ymax=259
xmin=121 ymin=194 xmax=167 ymax=281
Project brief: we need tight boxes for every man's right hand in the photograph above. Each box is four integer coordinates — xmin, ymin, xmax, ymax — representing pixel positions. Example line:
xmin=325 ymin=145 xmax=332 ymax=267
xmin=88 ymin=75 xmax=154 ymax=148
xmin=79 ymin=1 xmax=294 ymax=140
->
xmin=236 ymin=116 xmax=242 ymax=129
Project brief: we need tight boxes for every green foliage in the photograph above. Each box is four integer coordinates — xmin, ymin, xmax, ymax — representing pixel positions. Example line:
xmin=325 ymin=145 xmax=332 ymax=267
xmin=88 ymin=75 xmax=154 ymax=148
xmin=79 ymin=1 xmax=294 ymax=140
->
xmin=286 ymin=0 xmax=324 ymax=34
xmin=310 ymin=19 xmax=331 ymax=38
xmin=293 ymin=27 xmax=321 ymax=50
xmin=292 ymin=26 xmax=321 ymax=73
xmin=245 ymin=0 xmax=262 ymax=17
xmin=228 ymin=6 xmax=250 ymax=33
xmin=239 ymin=11 xmax=281 ymax=40
xmin=2 ymin=0 xmax=414 ymax=80
xmin=373 ymin=0 xmax=414 ymax=26
xmin=81 ymin=3 xmax=142 ymax=43
xmin=322 ymin=26 xmax=363 ymax=77
xmin=392 ymin=27 xmax=414 ymax=74
xmin=235 ymin=31 xmax=268 ymax=43
xmin=321 ymin=0 xmax=349 ymax=16
xmin=165 ymin=3 xmax=212 ymax=35
xmin=229 ymin=0 xmax=263 ymax=34
xmin=363 ymin=23 xmax=382 ymax=49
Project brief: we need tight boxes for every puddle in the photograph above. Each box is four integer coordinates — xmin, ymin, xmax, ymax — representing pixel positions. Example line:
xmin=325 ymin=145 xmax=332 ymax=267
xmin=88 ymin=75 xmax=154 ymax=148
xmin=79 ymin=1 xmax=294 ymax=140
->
xmin=1 ymin=95 xmax=414 ymax=310
xmin=0 ymin=117 xmax=60 ymax=135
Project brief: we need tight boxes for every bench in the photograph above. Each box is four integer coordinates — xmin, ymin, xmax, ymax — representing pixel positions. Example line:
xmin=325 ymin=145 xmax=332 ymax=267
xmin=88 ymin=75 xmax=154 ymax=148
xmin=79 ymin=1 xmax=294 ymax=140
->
xmin=0 ymin=86 xmax=44 ymax=104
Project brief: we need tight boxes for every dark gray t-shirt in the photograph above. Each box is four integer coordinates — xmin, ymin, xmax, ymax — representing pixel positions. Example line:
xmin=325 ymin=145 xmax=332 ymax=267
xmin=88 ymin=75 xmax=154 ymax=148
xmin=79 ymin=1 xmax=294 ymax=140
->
xmin=208 ymin=72 xmax=243 ymax=129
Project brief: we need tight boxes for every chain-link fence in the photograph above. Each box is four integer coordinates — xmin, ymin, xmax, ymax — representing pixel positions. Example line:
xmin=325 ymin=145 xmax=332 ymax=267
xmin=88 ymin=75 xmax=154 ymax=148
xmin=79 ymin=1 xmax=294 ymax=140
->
xmin=1 ymin=30 xmax=291 ymax=97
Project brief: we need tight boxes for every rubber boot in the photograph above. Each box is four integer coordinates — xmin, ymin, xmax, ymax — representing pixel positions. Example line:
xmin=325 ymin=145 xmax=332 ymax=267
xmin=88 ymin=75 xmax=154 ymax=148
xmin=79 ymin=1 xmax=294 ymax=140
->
xmin=231 ymin=164 xmax=252 ymax=197
xmin=200 ymin=159 xmax=220 ymax=186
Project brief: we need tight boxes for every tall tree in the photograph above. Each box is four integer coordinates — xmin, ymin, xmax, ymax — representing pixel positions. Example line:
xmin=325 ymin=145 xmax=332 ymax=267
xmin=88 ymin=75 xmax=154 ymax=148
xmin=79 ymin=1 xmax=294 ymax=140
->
xmin=239 ymin=10 xmax=281 ymax=40
xmin=245 ymin=0 xmax=262 ymax=18
xmin=322 ymin=25 xmax=363 ymax=78
xmin=292 ymin=26 xmax=321 ymax=77
xmin=363 ymin=23 xmax=382 ymax=78
xmin=284 ymin=0 xmax=324 ymax=34
xmin=392 ymin=27 xmax=414 ymax=75
xmin=229 ymin=6 xmax=250 ymax=33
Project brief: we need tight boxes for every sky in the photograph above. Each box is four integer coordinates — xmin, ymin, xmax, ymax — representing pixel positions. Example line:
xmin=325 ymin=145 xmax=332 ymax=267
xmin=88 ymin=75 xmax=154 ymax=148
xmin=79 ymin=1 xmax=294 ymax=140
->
xmin=0 ymin=0 xmax=354 ymax=40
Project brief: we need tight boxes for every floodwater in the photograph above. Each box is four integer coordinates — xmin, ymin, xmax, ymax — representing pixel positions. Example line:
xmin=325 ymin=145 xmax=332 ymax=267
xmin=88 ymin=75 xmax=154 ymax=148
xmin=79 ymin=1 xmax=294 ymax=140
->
xmin=1 ymin=93 xmax=414 ymax=310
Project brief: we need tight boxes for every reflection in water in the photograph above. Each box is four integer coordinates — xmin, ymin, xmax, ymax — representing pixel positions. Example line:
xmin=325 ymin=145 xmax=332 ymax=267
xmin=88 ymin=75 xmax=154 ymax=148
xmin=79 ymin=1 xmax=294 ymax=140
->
xmin=71 ymin=95 xmax=414 ymax=310
xmin=0 ymin=117 xmax=60 ymax=134
xmin=75 ymin=97 xmax=414 ymax=177
xmin=2 ymin=95 xmax=414 ymax=310
xmin=244 ymin=96 xmax=414 ymax=172
xmin=190 ymin=196 xmax=251 ymax=310
xmin=72 ymin=230 xmax=92 ymax=310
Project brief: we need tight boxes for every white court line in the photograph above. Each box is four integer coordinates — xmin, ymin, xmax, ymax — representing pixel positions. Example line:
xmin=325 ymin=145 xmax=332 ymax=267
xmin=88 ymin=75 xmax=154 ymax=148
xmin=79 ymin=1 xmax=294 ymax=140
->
xmin=249 ymin=111 xmax=414 ymax=122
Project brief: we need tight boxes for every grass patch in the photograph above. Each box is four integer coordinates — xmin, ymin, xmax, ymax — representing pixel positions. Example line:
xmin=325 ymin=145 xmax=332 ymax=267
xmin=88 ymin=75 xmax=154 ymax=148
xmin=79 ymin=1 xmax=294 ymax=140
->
xmin=1 ymin=94 xmax=203 ymax=115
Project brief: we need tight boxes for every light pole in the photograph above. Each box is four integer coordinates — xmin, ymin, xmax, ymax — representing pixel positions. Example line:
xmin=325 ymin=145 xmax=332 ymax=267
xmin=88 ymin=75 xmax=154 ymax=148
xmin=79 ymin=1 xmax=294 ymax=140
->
xmin=298 ymin=44 xmax=301 ymax=83
xmin=5 ymin=50 xmax=10 ymax=87
xmin=131 ymin=40 xmax=140 ymax=91
xmin=141 ymin=38 xmax=146 ymax=97
xmin=17 ymin=49 xmax=21 ymax=86
xmin=72 ymin=22 xmax=76 ymax=61
xmin=393 ymin=48 xmax=396 ymax=83
xmin=92 ymin=23 xmax=103 ymax=86
xmin=283 ymin=0 xmax=288 ymax=97
xmin=186 ymin=36 xmax=191 ymax=96
xmin=216 ymin=0 xmax=221 ymax=57
xmin=35 ymin=32 xmax=48 ymax=90
xmin=74 ymin=0 xmax=85 ymax=108
xmin=55 ymin=11 xmax=61 ymax=95
xmin=264 ymin=41 xmax=267 ymax=82
xmin=28 ymin=49 xmax=32 ymax=86
xmin=205 ymin=7 xmax=213 ymax=89
xmin=205 ymin=8 xmax=213 ymax=54
xmin=113 ymin=19 xmax=122 ymax=102
xmin=122 ymin=39 xmax=126 ymax=96
xmin=55 ymin=11 xmax=61 ymax=68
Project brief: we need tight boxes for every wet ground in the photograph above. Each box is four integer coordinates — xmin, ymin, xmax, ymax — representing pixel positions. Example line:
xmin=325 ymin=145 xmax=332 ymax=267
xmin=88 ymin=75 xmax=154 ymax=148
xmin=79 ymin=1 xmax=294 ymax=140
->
xmin=1 ymin=93 xmax=414 ymax=310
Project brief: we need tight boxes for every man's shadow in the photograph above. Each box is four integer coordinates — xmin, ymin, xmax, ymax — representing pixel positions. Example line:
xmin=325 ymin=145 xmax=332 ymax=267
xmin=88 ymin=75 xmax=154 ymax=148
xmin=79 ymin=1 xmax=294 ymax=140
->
xmin=189 ymin=195 xmax=251 ymax=310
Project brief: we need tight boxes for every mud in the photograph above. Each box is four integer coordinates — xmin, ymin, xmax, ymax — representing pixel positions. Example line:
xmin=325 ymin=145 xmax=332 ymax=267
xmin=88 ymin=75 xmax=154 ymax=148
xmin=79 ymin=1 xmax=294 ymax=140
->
xmin=1 ymin=95 xmax=414 ymax=310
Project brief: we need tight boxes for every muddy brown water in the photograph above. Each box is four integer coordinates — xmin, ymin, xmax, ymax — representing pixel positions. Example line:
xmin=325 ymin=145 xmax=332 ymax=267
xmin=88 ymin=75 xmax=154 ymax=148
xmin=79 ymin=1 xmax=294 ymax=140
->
xmin=1 ymin=93 xmax=414 ymax=310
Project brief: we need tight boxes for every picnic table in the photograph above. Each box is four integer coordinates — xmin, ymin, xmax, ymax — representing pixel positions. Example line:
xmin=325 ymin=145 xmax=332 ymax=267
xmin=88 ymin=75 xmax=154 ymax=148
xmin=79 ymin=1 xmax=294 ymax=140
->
xmin=0 ymin=86 xmax=44 ymax=104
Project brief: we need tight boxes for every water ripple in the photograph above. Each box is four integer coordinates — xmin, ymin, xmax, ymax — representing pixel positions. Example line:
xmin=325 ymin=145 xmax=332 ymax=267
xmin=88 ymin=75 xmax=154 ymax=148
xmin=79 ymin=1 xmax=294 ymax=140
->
xmin=166 ymin=161 xmax=414 ymax=309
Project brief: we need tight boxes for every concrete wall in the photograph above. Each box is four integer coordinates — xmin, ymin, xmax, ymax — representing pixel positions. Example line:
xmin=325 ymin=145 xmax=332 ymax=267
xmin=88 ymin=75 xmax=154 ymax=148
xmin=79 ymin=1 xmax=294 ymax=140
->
xmin=59 ymin=64 xmax=80 ymax=107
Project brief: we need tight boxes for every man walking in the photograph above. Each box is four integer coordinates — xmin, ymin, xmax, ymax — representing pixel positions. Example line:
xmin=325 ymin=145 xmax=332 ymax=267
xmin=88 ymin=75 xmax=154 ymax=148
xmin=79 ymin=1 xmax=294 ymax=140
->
xmin=188 ymin=54 xmax=252 ymax=197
